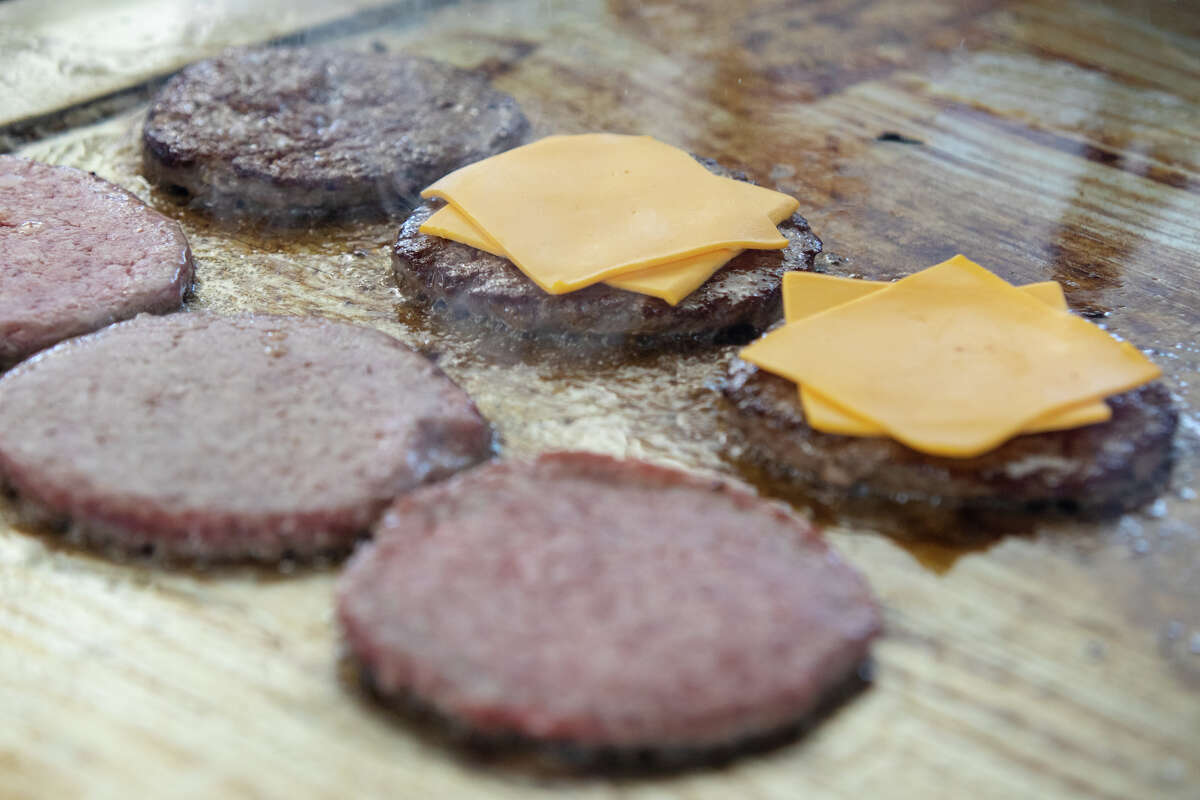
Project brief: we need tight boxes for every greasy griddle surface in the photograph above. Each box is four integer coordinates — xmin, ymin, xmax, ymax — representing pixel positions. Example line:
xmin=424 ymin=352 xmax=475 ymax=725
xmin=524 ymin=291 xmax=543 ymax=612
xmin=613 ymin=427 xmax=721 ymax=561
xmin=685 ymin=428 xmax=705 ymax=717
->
xmin=3 ymin=2 xmax=1199 ymax=797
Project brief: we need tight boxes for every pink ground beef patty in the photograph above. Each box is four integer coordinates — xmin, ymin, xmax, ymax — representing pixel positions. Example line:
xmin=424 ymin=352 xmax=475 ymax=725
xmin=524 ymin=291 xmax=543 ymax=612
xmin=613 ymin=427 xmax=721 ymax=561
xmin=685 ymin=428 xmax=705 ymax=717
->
xmin=0 ymin=156 xmax=193 ymax=368
xmin=0 ymin=313 xmax=492 ymax=561
xmin=338 ymin=452 xmax=880 ymax=756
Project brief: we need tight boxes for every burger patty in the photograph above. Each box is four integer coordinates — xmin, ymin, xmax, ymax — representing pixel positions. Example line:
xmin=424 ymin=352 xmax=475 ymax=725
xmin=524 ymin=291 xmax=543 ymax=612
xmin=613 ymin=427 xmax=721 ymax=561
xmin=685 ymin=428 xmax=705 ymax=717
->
xmin=338 ymin=452 xmax=880 ymax=765
xmin=720 ymin=358 xmax=1178 ymax=523
xmin=0 ymin=313 xmax=492 ymax=561
xmin=392 ymin=160 xmax=822 ymax=345
xmin=142 ymin=47 xmax=529 ymax=225
xmin=0 ymin=156 xmax=193 ymax=369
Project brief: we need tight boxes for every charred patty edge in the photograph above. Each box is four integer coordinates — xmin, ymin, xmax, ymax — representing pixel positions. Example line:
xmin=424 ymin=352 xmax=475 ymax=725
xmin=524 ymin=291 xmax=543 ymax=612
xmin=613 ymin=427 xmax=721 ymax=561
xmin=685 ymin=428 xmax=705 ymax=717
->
xmin=345 ymin=650 xmax=873 ymax=775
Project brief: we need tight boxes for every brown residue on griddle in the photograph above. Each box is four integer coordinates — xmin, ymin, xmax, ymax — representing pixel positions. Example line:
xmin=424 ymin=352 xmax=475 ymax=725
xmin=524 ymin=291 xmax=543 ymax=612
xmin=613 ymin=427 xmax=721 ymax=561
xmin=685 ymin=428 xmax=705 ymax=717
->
xmin=897 ymin=539 xmax=998 ymax=574
xmin=724 ymin=456 xmax=1040 ymax=551
xmin=466 ymin=36 xmax=540 ymax=80
xmin=607 ymin=0 xmax=1003 ymax=103
xmin=930 ymin=101 xmax=1197 ymax=193
xmin=1044 ymin=229 xmax=1123 ymax=317
xmin=876 ymin=132 xmax=925 ymax=145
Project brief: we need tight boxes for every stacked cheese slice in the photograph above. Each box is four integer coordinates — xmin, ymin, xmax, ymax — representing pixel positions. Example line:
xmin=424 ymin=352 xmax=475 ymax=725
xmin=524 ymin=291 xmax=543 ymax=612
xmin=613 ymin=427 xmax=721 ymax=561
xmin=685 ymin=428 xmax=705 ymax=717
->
xmin=739 ymin=255 xmax=1161 ymax=458
xmin=419 ymin=134 xmax=801 ymax=305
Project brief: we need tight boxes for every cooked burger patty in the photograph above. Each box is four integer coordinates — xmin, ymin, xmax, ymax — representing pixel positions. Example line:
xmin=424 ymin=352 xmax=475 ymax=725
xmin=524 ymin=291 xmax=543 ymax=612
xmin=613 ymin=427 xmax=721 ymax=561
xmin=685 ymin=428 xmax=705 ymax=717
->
xmin=338 ymin=452 xmax=880 ymax=763
xmin=392 ymin=160 xmax=822 ymax=345
xmin=0 ymin=313 xmax=491 ymax=561
xmin=0 ymin=156 xmax=192 ymax=369
xmin=720 ymin=358 xmax=1177 ymax=523
xmin=142 ymin=47 xmax=529 ymax=224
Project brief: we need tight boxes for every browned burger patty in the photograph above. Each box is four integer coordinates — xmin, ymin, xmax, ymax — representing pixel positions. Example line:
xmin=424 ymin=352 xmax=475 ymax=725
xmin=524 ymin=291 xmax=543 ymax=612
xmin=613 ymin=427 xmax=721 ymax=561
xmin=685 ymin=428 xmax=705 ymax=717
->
xmin=338 ymin=452 xmax=880 ymax=766
xmin=0 ymin=156 xmax=192 ymax=369
xmin=0 ymin=313 xmax=492 ymax=561
xmin=720 ymin=358 xmax=1177 ymax=527
xmin=142 ymin=47 xmax=529 ymax=225
xmin=392 ymin=160 xmax=822 ymax=346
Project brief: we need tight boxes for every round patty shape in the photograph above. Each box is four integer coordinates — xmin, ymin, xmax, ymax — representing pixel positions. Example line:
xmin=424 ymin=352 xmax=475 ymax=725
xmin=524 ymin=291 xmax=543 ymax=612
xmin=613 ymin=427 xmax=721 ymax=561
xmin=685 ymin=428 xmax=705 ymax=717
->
xmin=0 ymin=156 xmax=193 ymax=369
xmin=393 ymin=160 xmax=822 ymax=344
xmin=0 ymin=313 xmax=492 ymax=561
xmin=721 ymin=358 xmax=1177 ymax=520
xmin=338 ymin=452 xmax=880 ymax=755
xmin=142 ymin=47 xmax=529 ymax=224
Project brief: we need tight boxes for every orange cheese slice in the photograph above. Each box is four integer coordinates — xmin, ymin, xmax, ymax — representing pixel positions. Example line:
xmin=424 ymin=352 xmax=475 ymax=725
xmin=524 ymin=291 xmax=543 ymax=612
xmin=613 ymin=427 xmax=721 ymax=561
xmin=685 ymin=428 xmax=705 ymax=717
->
xmin=421 ymin=204 xmax=507 ymax=257
xmin=422 ymin=203 xmax=740 ymax=304
xmin=781 ymin=272 xmax=1111 ymax=435
xmin=421 ymin=134 xmax=798 ymax=294
xmin=740 ymin=255 xmax=1160 ymax=458
xmin=424 ymin=189 xmax=796 ymax=305
xmin=602 ymin=249 xmax=739 ymax=304
xmin=783 ymin=272 xmax=1069 ymax=322
xmin=798 ymin=383 xmax=1112 ymax=437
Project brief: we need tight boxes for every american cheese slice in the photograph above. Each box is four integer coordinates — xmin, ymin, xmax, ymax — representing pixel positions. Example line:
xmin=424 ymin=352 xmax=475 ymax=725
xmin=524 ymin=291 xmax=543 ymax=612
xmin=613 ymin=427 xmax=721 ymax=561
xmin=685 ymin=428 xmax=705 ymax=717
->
xmin=602 ymin=249 xmax=739 ymax=304
xmin=423 ymin=203 xmax=741 ymax=304
xmin=782 ymin=272 xmax=1068 ymax=323
xmin=422 ymin=204 xmax=507 ymax=257
xmin=604 ymin=182 xmax=796 ymax=302
xmin=424 ymin=181 xmax=797 ymax=305
xmin=799 ymin=383 xmax=1113 ymax=437
xmin=782 ymin=272 xmax=1111 ymax=434
xmin=421 ymin=134 xmax=798 ymax=294
xmin=740 ymin=255 xmax=1160 ymax=457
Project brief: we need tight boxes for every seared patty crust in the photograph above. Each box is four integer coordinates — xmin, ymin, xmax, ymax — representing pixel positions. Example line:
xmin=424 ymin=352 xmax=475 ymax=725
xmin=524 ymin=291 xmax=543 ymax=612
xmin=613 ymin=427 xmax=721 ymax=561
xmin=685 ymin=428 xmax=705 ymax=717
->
xmin=0 ymin=313 xmax=492 ymax=561
xmin=0 ymin=156 xmax=192 ymax=369
xmin=392 ymin=159 xmax=822 ymax=346
xmin=142 ymin=47 xmax=529 ymax=225
xmin=338 ymin=452 xmax=879 ymax=764
xmin=720 ymin=358 xmax=1177 ymax=526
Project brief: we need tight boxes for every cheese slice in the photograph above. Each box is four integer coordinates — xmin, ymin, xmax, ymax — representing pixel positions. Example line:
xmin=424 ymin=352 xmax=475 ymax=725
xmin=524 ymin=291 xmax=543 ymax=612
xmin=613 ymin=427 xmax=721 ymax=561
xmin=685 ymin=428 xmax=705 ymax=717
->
xmin=422 ymin=204 xmax=507 ymax=257
xmin=799 ymin=383 xmax=1112 ymax=436
xmin=423 ymin=203 xmax=740 ymax=304
xmin=781 ymin=272 xmax=1111 ymax=434
xmin=602 ymin=249 xmax=739 ymax=303
xmin=424 ymin=183 xmax=796 ymax=305
xmin=601 ymin=184 xmax=796 ymax=302
xmin=740 ymin=255 xmax=1160 ymax=457
xmin=783 ymin=272 xmax=1068 ymax=322
xmin=421 ymin=134 xmax=798 ymax=293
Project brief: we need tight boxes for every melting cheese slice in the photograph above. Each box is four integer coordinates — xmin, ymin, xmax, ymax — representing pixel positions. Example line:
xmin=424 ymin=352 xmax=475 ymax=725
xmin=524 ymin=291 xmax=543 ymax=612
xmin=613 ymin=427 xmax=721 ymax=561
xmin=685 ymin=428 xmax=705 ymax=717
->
xmin=421 ymin=134 xmax=799 ymax=294
xmin=424 ymin=189 xmax=795 ymax=305
xmin=423 ymin=203 xmax=740 ymax=304
xmin=740 ymin=255 xmax=1160 ymax=458
xmin=602 ymin=249 xmax=739 ymax=303
xmin=781 ymin=272 xmax=1112 ymax=434
xmin=421 ymin=204 xmax=507 ymax=257
xmin=799 ymin=383 xmax=1112 ymax=436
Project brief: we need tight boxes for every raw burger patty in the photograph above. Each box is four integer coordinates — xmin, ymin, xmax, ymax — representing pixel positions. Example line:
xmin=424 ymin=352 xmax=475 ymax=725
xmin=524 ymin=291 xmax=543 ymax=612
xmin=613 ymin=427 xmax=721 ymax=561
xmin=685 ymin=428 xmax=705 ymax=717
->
xmin=338 ymin=452 xmax=880 ymax=758
xmin=142 ymin=47 xmax=529 ymax=224
xmin=0 ymin=313 xmax=491 ymax=561
xmin=392 ymin=159 xmax=822 ymax=344
xmin=0 ymin=156 xmax=193 ymax=369
xmin=721 ymin=358 xmax=1177 ymax=518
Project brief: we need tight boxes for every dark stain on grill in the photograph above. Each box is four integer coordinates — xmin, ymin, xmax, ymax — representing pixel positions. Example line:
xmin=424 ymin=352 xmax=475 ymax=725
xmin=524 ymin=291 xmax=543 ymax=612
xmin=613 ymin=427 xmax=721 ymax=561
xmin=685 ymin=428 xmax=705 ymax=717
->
xmin=469 ymin=37 xmax=541 ymax=80
xmin=1044 ymin=229 xmax=1124 ymax=308
xmin=934 ymin=101 xmax=1196 ymax=192
xmin=338 ymin=650 xmax=874 ymax=777
xmin=876 ymin=131 xmax=924 ymax=145
xmin=608 ymin=0 xmax=1002 ymax=103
